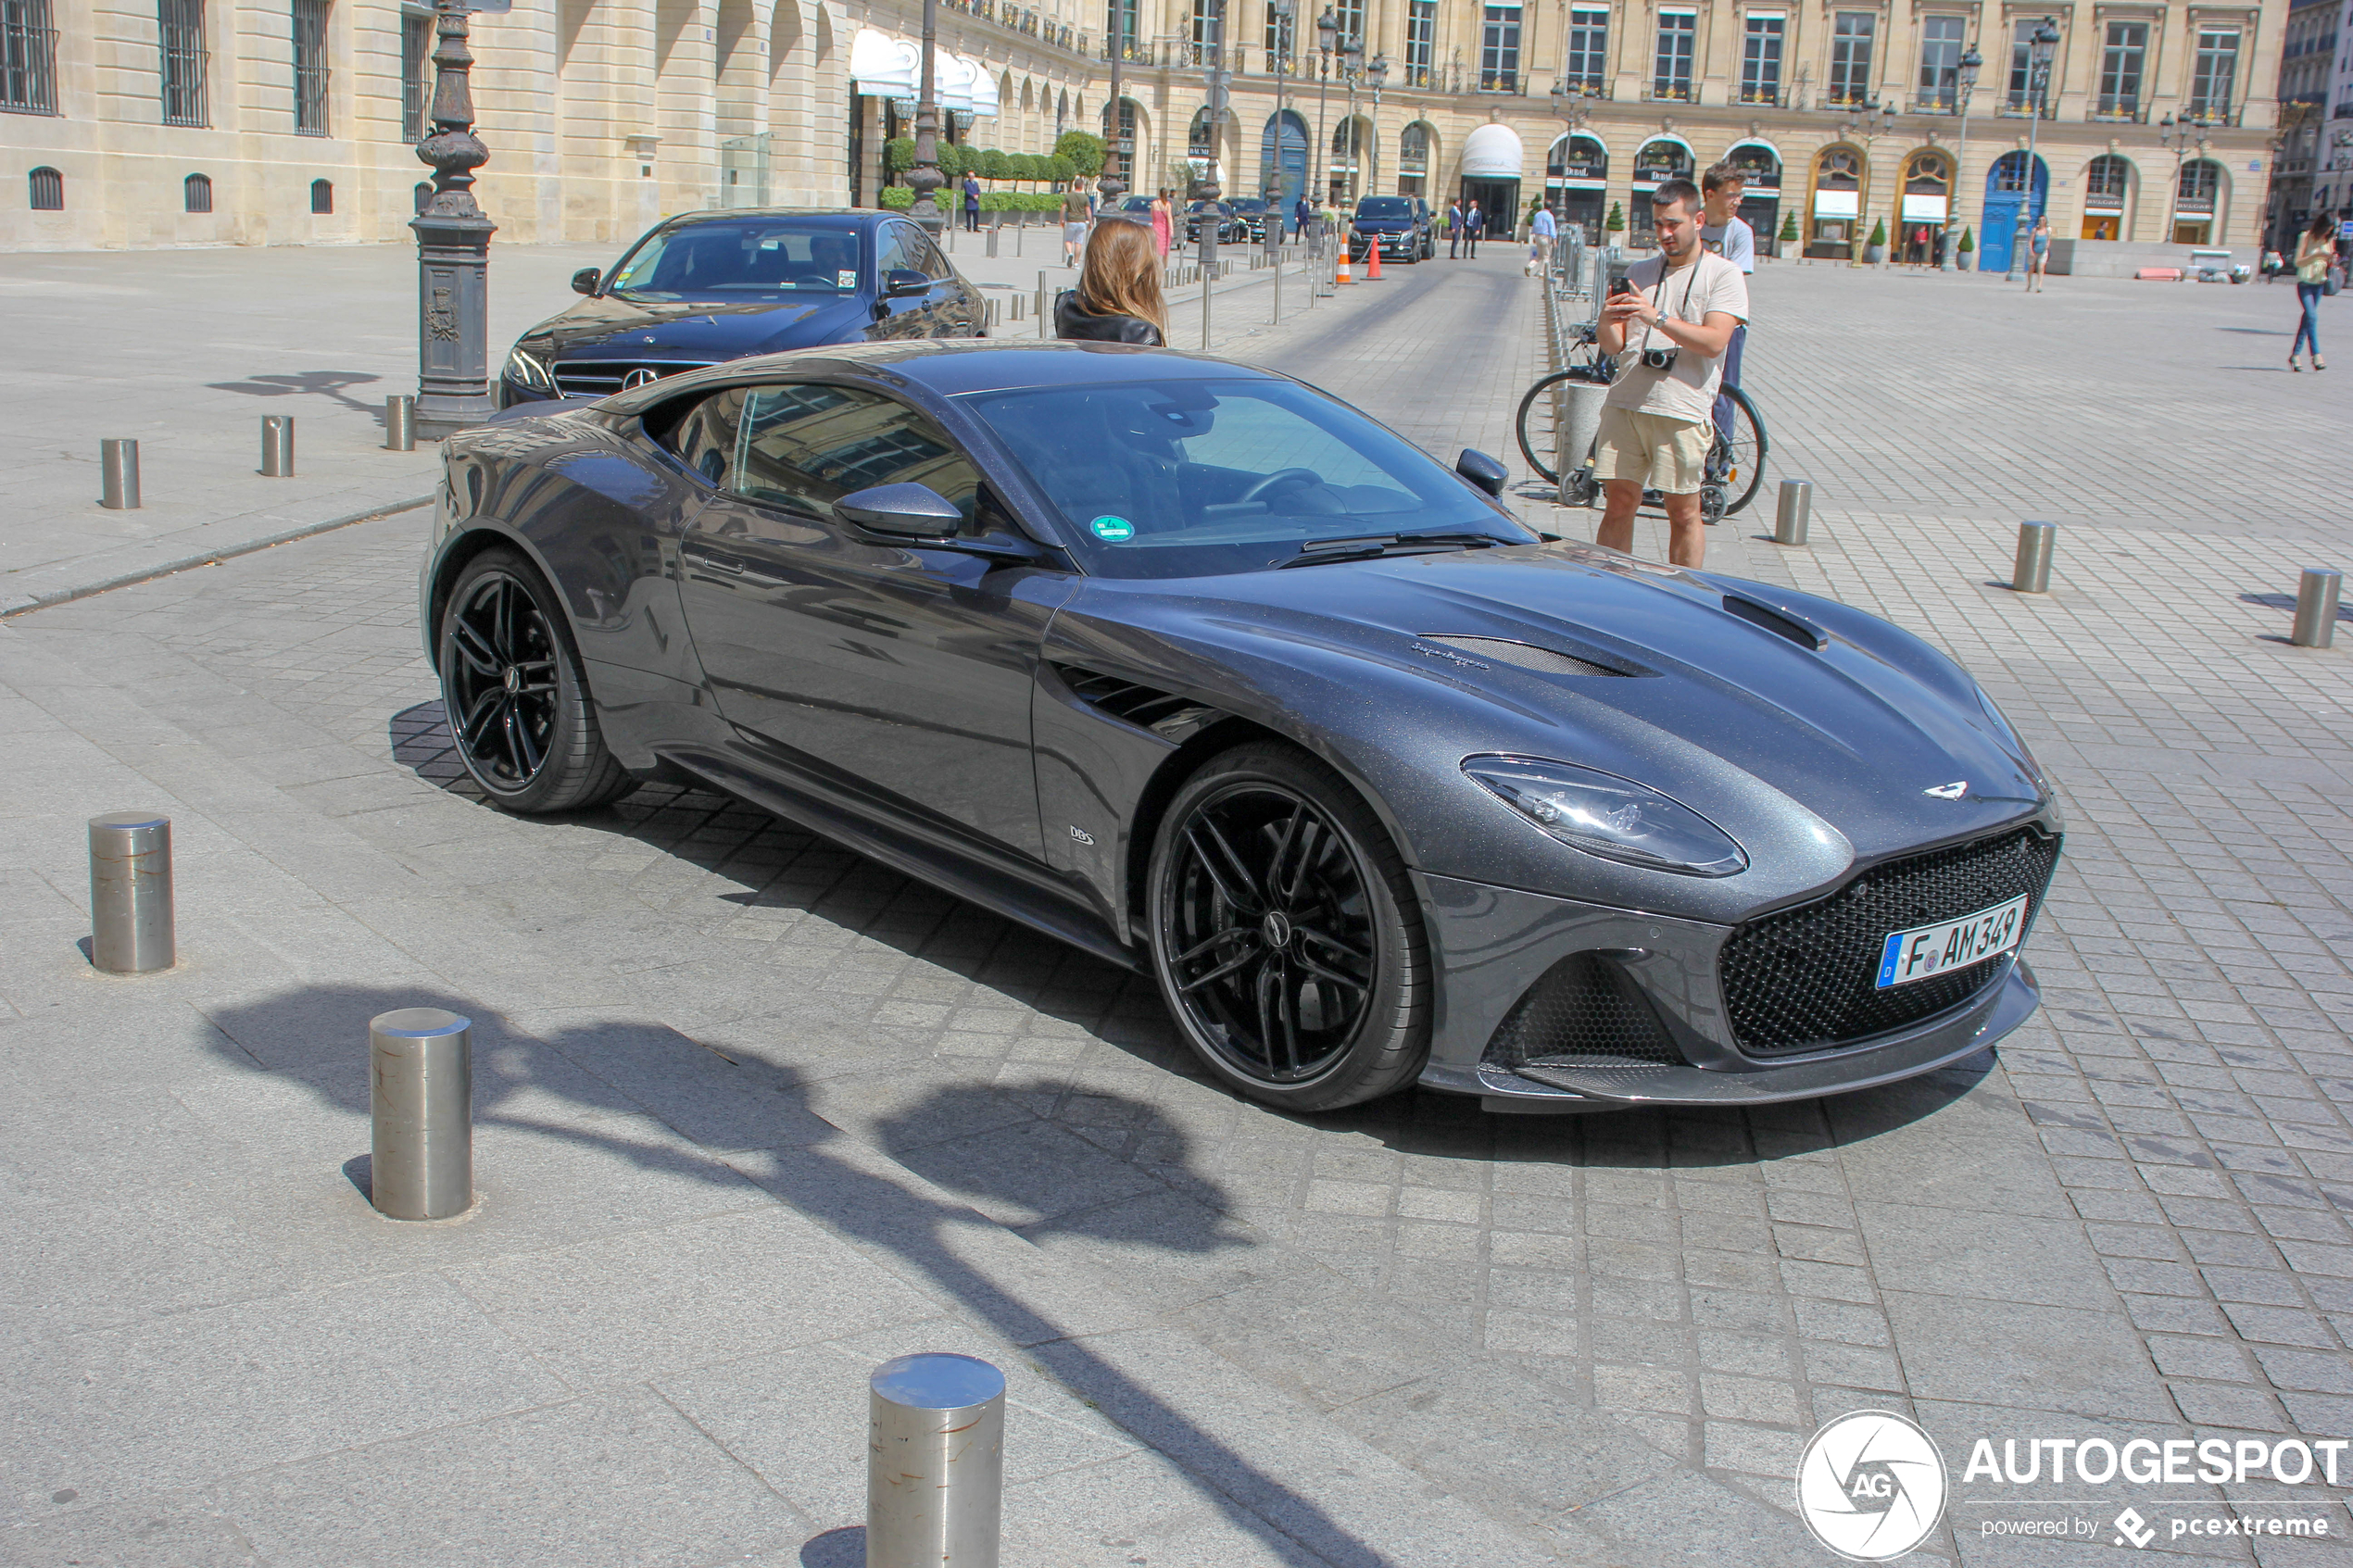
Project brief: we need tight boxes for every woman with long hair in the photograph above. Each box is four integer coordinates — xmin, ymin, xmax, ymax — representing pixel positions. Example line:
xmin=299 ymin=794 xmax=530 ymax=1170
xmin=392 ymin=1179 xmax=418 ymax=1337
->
xmin=2292 ymin=211 xmax=2335 ymax=370
xmin=1054 ymin=219 xmax=1169 ymax=345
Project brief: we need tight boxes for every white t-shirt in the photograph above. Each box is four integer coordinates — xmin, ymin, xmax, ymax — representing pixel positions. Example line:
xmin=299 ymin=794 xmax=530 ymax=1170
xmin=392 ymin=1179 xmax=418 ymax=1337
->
xmin=1700 ymin=217 xmax=1755 ymax=274
xmin=1606 ymin=250 xmax=1751 ymax=424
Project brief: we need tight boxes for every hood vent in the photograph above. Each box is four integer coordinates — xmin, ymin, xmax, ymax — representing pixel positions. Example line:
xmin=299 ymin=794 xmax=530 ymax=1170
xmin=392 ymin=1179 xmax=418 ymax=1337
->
xmin=1721 ymin=594 xmax=1826 ymax=651
xmin=1419 ymin=635 xmax=1627 ymax=678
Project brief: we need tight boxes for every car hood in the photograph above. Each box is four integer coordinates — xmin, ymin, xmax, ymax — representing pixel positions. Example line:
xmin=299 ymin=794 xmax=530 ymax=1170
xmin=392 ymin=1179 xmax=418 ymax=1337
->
xmin=518 ymin=295 xmax=874 ymax=361
xmin=1353 ymin=217 xmax=1416 ymax=231
xmin=1079 ymin=541 xmax=2046 ymax=865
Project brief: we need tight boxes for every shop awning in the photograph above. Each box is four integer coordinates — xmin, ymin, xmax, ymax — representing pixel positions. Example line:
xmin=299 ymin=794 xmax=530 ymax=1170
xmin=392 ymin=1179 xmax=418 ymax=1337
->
xmin=1813 ymin=189 xmax=1859 ymax=219
xmin=850 ymin=30 xmax=919 ymax=96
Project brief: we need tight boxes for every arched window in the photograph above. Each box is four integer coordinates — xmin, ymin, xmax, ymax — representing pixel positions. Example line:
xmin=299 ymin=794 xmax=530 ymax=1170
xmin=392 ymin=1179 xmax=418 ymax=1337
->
xmin=1189 ymin=107 xmax=1214 ymax=158
xmin=29 ymin=167 xmax=63 ymax=209
xmin=309 ymin=177 xmax=333 ymax=214
xmin=1633 ymin=139 xmax=1693 ymax=182
xmin=1547 ymin=133 xmax=1604 ymax=181
xmin=1902 ymin=150 xmax=1950 ymax=198
xmin=184 ymin=172 xmax=213 ymax=212
xmin=1991 ymin=150 xmax=2034 ymax=194
xmin=2176 ymin=157 xmax=2220 ymax=206
xmin=2086 ymin=154 xmax=2131 ymax=203
xmin=1725 ymin=143 xmax=1781 ymax=189
xmin=1807 ymin=146 xmax=1862 ymax=258
xmin=1400 ymin=122 xmax=1430 ymax=174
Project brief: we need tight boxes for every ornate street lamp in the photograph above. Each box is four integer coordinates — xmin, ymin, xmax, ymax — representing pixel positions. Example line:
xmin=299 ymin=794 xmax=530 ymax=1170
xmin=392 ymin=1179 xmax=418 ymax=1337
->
xmin=411 ymin=0 xmax=496 ymax=439
xmin=1338 ymin=31 xmax=1365 ymax=204
xmin=1943 ymin=41 xmax=1982 ymax=270
xmin=1268 ymin=0 xmax=1294 ymax=218
xmin=2005 ymin=16 xmax=2059 ymax=284
xmin=1100 ymin=0 xmax=1130 ymax=202
xmin=1314 ymin=5 xmax=1337 ymax=208
xmin=2159 ymin=111 xmax=2217 ymax=245
xmin=906 ymin=0 xmax=946 ymax=234
xmin=1365 ymin=51 xmax=1389 ymax=196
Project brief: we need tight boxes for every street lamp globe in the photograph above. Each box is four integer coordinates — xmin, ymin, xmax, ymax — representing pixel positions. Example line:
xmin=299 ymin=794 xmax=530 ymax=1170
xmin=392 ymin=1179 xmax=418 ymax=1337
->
xmin=2029 ymin=17 xmax=2059 ymax=71
xmin=1957 ymin=43 xmax=1982 ymax=94
xmin=1369 ymin=50 xmax=1389 ymax=88
xmin=1316 ymin=6 xmax=1338 ymax=55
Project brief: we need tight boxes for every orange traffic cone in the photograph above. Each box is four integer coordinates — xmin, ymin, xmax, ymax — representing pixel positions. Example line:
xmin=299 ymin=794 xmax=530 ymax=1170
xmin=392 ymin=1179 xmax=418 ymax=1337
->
xmin=1336 ymin=250 xmax=1354 ymax=284
xmin=1366 ymin=240 xmax=1383 ymax=280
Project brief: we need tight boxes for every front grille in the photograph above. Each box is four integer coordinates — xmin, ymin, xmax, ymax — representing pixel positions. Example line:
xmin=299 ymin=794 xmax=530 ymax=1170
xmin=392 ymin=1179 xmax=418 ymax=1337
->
xmin=551 ymin=360 xmax=712 ymax=397
xmin=1483 ymin=952 xmax=1682 ymax=1070
xmin=1718 ymin=827 xmax=2061 ymax=1056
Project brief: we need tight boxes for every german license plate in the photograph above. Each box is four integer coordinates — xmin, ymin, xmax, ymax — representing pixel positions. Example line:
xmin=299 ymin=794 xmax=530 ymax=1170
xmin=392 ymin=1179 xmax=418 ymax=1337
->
xmin=1874 ymin=895 xmax=2029 ymax=989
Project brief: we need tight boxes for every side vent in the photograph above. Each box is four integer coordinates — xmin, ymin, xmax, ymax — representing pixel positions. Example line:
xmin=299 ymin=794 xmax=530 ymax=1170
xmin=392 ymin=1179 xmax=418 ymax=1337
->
xmin=1052 ymin=665 xmax=1221 ymax=740
xmin=1721 ymin=594 xmax=1826 ymax=650
xmin=1419 ymin=634 xmax=1629 ymax=677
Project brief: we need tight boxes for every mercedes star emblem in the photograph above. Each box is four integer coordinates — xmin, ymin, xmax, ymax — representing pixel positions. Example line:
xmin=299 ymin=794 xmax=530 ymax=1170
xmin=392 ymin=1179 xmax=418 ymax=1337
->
xmin=621 ymin=368 xmax=659 ymax=390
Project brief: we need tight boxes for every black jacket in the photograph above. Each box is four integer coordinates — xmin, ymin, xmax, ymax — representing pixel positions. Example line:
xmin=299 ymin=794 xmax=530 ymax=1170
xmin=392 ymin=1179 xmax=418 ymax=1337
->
xmin=1054 ymin=294 xmax=1164 ymax=345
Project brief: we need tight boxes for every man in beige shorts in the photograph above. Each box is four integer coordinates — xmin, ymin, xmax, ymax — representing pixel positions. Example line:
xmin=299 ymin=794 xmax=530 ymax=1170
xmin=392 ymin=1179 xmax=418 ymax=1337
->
xmin=1593 ymin=178 xmax=1749 ymax=568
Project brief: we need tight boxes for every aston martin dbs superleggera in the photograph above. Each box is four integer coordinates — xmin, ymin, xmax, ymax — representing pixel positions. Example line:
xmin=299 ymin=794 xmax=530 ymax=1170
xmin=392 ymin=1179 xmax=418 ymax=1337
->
xmin=420 ymin=340 xmax=2062 ymax=1113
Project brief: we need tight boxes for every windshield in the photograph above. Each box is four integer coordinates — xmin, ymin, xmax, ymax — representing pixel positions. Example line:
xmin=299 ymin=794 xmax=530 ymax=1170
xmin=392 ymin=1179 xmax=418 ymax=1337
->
xmin=1187 ymin=202 xmax=1228 ymax=214
xmin=1116 ymin=195 xmax=1155 ymax=212
xmin=1354 ymin=198 xmax=1413 ymax=220
xmin=607 ymin=221 xmax=867 ymax=301
xmin=1230 ymin=198 xmax=1268 ymax=213
xmin=963 ymin=377 xmax=1532 ymax=580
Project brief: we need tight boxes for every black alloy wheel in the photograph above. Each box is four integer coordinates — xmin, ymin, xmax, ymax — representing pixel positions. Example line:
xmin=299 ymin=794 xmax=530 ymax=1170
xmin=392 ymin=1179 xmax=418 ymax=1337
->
xmin=437 ymin=548 xmax=634 ymax=813
xmin=1149 ymin=743 xmax=1431 ymax=1111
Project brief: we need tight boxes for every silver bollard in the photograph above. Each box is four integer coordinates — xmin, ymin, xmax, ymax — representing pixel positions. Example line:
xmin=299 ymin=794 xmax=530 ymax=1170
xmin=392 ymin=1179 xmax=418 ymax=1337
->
xmin=2291 ymin=567 xmax=2342 ymax=648
xmin=1272 ymin=246 xmax=1282 ymax=323
xmin=88 ymin=812 xmax=173 ymax=973
xmin=100 ymin=438 xmax=141 ymax=509
xmin=260 ymin=414 xmax=295 ymax=477
xmin=369 ymin=1008 xmax=473 ymax=1221
xmin=1036 ymin=269 xmax=1050 ymax=340
xmin=869 ymin=1353 xmax=1004 ymax=1568
xmin=1554 ymin=378 xmax=1607 ymax=508
xmin=1774 ymin=479 xmax=1813 ymax=546
xmin=384 ymin=395 xmax=416 ymax=451
xmin=986 ymin=226 xmax=999 ymax=258
xmin=2012 ymin=521 xmax=2056 ymax=594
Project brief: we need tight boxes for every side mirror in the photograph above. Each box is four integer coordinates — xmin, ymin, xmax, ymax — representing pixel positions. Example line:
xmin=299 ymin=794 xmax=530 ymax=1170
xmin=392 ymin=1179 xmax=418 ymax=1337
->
xmin=571 ymin=267 xmax=601 ymax=296
xmin=884 ymin=269 xmax=931 ymax=297
xmin=834 ymin=483 xmax=1044 ymax=564
xmin=1455 ymin=448 xmax=1510 ymax=498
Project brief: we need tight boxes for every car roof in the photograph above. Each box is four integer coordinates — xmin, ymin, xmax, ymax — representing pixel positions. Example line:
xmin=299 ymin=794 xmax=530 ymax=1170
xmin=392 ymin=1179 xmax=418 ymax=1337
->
xmin=655 ymin=207 xmax=896 ymax=231
xmin=600 ymin=339 xmax=1289 ymax=413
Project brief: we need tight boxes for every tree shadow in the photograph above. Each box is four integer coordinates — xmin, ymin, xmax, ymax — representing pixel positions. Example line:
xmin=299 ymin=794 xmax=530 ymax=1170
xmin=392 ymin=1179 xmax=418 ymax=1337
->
xmin=200 ymin=982 xmax=1349 ymax=1565
xmin=205 ymin=370 xmax=387 ymax=421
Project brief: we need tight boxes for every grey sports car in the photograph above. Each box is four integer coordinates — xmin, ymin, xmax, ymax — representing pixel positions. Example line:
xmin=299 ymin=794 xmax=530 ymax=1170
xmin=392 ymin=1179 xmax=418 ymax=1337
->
xmin=419 ymin=340 xmax=2061 ymax=1114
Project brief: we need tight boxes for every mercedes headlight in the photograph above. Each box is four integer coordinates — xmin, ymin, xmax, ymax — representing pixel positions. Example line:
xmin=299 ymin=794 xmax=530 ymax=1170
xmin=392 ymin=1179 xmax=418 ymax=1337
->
xmin=503 ymin=346 xmax=554 ymax=392
xmin=1463 ymin=756 xmax=1748 ymax=878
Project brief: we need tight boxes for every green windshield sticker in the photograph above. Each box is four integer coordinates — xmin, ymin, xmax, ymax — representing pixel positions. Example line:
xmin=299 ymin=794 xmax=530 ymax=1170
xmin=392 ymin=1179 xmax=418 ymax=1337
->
xmin=1089 ymin=515 xmax=1136 ymax=542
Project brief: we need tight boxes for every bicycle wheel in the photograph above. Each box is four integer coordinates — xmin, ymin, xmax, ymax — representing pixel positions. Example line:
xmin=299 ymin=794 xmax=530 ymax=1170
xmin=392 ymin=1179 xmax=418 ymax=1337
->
xmin=1514 ymin=350 xmax=1609 ymax=484
xmin=1712 ymin=385 xmax=1768 ymax=516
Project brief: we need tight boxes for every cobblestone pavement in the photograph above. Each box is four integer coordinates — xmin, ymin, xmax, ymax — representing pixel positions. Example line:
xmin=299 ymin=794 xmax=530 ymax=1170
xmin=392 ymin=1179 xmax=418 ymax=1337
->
xmin=6 ymin=255 xmax=2350 ymax=1565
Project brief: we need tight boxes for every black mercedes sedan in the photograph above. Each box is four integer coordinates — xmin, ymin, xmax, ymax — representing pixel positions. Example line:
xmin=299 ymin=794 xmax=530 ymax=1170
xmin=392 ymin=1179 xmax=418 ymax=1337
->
xmin=496 ymin=208 xmax=985 ymax=408
xmin=1182 ymin=201 xmax=1251 ymax=245
xmin=421 ymin=340 xmax=2061 ymax=1116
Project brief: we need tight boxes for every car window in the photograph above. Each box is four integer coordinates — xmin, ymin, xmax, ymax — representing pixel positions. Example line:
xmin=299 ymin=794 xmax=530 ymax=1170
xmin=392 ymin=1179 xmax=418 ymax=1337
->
xmin=874 ymin=225 xmax=920 ymax=279
xmin=730 ymin=383 xmax=985 ymax=530
xmin=964 ymin=377 xmax=1529 ymax=579
xmin=608 ymin=220 xmax=866 ymax=299
xmin=902 ymin=225 xmax=955 ymax=282
xmin=656 ymin=388 xmax=747 ymax=488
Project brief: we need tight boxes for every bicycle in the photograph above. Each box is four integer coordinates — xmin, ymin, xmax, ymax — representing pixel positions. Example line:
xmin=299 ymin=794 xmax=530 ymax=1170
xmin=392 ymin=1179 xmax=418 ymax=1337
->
xmin=1514 ymin=333 xmax=1768 ymax=524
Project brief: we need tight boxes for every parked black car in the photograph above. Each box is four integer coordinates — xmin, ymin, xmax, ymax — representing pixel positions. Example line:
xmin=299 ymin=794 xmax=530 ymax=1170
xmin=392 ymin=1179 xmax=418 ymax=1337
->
xmin=1349 ymin=195 xmax=1432 ymax=264
xmin=1103 ymin=194 xmax=1158 ymax=227
xmin=495 ymin=208 xmax=984 ymax=408
xmin=1227 ymin=196 xmax=1274 ymax=240
xmin=421 ymin=339 xmax=2059 ymax=1116
xmin=1182 ymin=200 xmax=1251 ymax=245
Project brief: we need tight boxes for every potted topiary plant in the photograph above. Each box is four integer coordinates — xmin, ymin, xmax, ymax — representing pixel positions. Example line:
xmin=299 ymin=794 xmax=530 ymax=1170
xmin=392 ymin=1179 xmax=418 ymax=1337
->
xmin=1604 ymin=201 xmax=1626 ymax=249
xmin=1864 ymin=216 xmax=1888 ymax=265
xmin=1957 ymin=226 xmax=1975 ymax=270
xmin=1777 ymin=211 xmax=1798 ymax=257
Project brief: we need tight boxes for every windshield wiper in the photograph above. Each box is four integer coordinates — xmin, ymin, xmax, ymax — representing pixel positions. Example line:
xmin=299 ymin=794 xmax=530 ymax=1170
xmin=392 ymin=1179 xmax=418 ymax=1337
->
xmin=1275 ymin=532 xmax=1512 ymax=569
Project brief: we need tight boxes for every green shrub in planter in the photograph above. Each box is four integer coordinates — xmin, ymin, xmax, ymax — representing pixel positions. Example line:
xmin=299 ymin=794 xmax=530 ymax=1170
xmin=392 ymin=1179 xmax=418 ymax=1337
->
xmin=1867 ymin=216 xmax=1888 ymax=248
xmin=880 ymin=186 xmax=914 ymax=210
xmin=1605 ymin=201 xmax=1626 ymax=232
xmin=885 ymin=137 xmax=914 ymax=176
xmin=1957 ymin=226 xmax=1974 ymax=252
xmin=1047 ymin=153 xmax=1076 ymax=184
xmin=1778 ymin=211 xmax=1798 ymax=243
xmin=1054 ymin=132 xmax=1106 ymax=177
xmin=979 ymin=148 xmax=1012 ymax=182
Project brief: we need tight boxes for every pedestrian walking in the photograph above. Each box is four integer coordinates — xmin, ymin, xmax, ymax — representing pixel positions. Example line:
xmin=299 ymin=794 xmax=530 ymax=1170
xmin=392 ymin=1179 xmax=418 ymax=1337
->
xmin=962 ymin=172 xmax=982 ymax=233
xmin=1061 ymin=179 xmax=1092 ymax=269
xmin=1294 ymin=194 xmax=1313 ymax=245
xmin=1054 ymin=219 xmax=1168 ymax=345
xmin=1592 ymin=178 xmax=1749 ymax=571
xmin=1464 ymin=200 xmax=1481 ymax=258
xmin=1697 ymin=162 xmax=1755 ymax=452
xmin=1151 ymin=189 xmax=1173 ymax=259
xmin=2292 ymin=212 xmax=2335 ymax=370
xmin=1529 ymin=205 xmax=1556 ymax=275
xmin=2027 ymin=215 xmax=2052 ymax=292
xmin=1447 ymin=198 xmax=1466 ymax=258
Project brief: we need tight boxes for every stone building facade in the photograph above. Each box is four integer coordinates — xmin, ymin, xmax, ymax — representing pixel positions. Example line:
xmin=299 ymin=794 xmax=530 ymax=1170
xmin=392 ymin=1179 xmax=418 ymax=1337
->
xmin=5 ymin=0 xmax=2286 ymax=258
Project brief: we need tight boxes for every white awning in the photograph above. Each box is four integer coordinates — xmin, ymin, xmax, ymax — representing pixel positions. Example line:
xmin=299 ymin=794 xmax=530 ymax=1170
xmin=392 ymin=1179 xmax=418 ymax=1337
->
xmin=850 ymin=29 xmax=918 ymax=95
xmin=1901 ymin=194 xmax=1948 ymax=221
xmin=957 ymin=55 xmax=1000 ymax=117
xmin=1813 ymin=189 xmax=1859 ymax=218
xmin=1461 ymin=122 xmax=1524 ymax=180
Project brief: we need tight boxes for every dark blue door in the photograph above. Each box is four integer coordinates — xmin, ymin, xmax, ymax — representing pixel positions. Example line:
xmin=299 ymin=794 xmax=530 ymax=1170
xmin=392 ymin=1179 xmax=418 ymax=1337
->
xmin=1979 ymin=154 xmax=2048 ymax=272
xmin=1260 ymin=111 xmax=1308 ymax=217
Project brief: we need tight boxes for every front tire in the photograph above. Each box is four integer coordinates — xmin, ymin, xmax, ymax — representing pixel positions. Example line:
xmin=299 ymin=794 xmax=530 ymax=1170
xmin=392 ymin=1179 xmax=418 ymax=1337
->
xmin=1147 ymin=742 xmax=1431 ymax=1112
xmin=437 ymin=548 xmax=635 ymax=814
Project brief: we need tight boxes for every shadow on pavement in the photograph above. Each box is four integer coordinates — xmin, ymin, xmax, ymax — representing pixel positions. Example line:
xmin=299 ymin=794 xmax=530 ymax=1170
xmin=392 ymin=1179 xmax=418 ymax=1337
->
xmin=204 ymin=370 xmax=387 ymax=420
xmin=201 ymin=982 xmax=1361 ymax=1566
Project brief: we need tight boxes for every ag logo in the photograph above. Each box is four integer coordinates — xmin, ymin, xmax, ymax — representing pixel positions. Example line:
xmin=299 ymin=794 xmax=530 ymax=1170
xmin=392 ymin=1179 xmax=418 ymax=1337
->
xmin=1795 ymin=1410 xmax=1948 ymax=1562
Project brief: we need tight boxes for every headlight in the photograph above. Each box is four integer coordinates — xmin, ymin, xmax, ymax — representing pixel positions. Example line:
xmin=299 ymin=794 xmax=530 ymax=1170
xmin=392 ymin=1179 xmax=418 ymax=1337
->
xmin=1463 ymin=756 xmax=1748 ymax=878
xmin=503 ymin=346 xmax=554 ymax=392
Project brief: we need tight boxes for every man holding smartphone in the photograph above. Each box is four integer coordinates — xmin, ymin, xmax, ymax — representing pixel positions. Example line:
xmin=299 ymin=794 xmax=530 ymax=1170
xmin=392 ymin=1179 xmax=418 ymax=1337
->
xmin=1593 ymin=179 xmax=1749 ymax=569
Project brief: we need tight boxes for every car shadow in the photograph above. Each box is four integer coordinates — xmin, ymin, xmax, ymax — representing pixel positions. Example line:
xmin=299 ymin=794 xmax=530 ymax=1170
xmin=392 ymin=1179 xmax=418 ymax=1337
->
xmin=200 ymin=981 xmax=1366 ymax=1566
xmin=387 ymin=696 xmax=1993 ymax=1175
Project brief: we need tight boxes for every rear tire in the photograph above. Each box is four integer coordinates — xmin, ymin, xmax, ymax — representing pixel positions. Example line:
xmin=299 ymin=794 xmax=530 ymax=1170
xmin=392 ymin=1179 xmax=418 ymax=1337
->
xmin=437 ymin=548 xmax=635 ymax=815
xmin=1147 ymin=742 xmax=1431 ymax=1113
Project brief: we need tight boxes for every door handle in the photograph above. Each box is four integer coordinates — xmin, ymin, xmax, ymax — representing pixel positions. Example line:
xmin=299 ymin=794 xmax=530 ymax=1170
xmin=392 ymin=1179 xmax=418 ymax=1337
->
xmin=683 ymin=546 xmax=746 ymax=575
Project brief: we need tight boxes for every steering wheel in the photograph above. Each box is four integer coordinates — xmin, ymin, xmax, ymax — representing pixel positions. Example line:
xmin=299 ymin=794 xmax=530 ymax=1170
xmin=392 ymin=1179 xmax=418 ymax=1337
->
xmin=1240 ymin=468 xmax=1322 ymax=507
